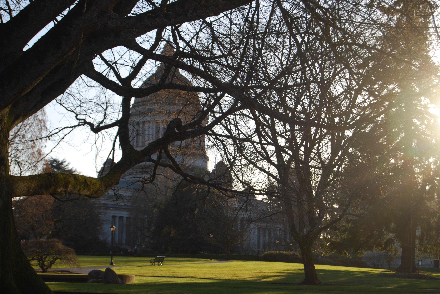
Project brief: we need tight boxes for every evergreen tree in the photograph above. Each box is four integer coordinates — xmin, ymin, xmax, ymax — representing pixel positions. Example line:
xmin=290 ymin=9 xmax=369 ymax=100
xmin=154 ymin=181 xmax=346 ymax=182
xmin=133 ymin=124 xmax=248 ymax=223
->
xmin=50 ymin=195 xmax=106 ymax=254
xmin=151 ymin=180 xmax=209 ymax=254
xmin=47 ymin=158 xmax=105 ymax=253
xmin=330 ymin=0 xmax=440 ymax=273
xmin=378 ymin=0 xmax=439 ymax=273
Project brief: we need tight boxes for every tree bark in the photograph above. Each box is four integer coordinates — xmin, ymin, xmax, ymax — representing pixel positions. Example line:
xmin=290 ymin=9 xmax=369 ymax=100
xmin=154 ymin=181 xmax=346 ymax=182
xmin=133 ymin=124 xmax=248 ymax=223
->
xmin=397 ymin=222 xmax=417 ymax=273
xmin=300 ymin=242 xmax=321 ymax=285
xmin=0 ymin=111 xmax=52 ymax=293
xmin=225 ymin=244 xmax=231 ymax=260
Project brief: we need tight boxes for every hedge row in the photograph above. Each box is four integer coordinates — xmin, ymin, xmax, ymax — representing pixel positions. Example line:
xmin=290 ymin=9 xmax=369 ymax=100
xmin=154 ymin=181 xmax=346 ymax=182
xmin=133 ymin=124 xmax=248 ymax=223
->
xmin=261 ymin=251 xmax=303 ymax=263
xmin=261 ymin=251 xmax=369 ymax=268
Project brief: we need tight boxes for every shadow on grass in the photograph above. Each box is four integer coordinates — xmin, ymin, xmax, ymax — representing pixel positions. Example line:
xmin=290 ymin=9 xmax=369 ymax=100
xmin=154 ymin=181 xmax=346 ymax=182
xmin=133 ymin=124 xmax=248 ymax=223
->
xmin=49 ymin=267 xmax=440 ymax=294
xmin=50 ymin=279 xmax=348 ymax=294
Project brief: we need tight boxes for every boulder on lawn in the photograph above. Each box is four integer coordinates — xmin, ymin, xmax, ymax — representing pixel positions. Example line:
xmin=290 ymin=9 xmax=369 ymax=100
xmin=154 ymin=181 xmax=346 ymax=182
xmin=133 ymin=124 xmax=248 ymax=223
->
xmin=104 ymin=267 xmax=122 ymax=284
xmin=88 ymin=269 xmax=104 ymax=280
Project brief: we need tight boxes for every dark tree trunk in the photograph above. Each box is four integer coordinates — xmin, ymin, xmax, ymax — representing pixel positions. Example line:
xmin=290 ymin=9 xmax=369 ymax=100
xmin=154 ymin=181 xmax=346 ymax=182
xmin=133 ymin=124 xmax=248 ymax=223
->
xmin=0 ymin=112 xmax=52 ymax=294
xmin=397 ymin=223 xmax=417 ymax=273
xmin=300 ymin=242 xmax=321 ymax=285
xmin=225 ymin=244 xmax=231 ymax=260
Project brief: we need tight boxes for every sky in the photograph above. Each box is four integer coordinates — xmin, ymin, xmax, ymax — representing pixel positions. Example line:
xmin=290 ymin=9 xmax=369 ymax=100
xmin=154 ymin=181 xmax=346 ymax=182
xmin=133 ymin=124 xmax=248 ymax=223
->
xmin=45 ymin=103 xmax=107 ymax=177
xmin=44 ymin=101 xmax=218 ymax=177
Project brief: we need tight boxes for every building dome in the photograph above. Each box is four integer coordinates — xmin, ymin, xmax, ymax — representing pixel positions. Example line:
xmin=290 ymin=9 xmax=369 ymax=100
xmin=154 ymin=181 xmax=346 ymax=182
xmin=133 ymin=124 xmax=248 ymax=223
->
xmin=128 ymin=43 xmax=208 ymax=170
xmin=131 ymin=44 xmax=202 ymax=119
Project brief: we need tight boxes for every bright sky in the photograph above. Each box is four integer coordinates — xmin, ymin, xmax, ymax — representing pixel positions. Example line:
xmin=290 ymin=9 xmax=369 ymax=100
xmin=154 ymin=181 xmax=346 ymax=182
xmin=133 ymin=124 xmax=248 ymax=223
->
xmin=45 ymin=103 xmax=105 ymax=177
xmin=44 ymin=101 xmax=218 ymax=177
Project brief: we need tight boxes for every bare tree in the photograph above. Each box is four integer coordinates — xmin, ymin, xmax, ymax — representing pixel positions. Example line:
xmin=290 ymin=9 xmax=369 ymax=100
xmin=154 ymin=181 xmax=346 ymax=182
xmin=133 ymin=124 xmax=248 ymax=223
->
xmin=9 ymin=109 xmax=47 ymax=176
xmin=209 ymin=0 xmax=440 ymax=285
xmin=1 ymin=0 xmax=333 ymax=291
xmin=1 ymin=1 xmax=265 ymax=293
xmin=2 ymin=0 xmax=437 ymax=292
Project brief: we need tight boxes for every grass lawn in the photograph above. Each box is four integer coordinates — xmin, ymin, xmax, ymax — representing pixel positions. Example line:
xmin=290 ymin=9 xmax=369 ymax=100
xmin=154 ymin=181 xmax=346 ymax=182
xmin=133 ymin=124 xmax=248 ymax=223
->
xmin=45 ymin=257 xmax=440 ymax=293
xmin=51 ymin=255 xmax=217 ymax=268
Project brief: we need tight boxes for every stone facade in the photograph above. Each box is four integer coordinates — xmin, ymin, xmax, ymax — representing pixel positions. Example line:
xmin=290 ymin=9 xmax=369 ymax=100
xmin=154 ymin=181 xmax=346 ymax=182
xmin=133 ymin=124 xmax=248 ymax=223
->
xmin=237 ymin=203 xmax=291 ymax=255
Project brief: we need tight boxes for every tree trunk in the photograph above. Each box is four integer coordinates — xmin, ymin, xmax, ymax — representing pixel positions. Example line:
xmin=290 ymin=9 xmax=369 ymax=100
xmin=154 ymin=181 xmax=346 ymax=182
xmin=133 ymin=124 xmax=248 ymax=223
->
xmin=300 ymin=242 xmax=321 ymax=285
xmin=225 ymin=244 xmax=231 ymax=260
xmin=397 ymin=223 xmax=417 ymax=273
xmin=0 ymin=112 xmax=52 ymax=294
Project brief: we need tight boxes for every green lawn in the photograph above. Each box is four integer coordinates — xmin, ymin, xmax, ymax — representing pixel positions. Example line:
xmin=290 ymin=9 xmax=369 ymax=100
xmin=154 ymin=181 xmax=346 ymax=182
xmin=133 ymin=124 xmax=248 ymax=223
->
xmin=45 ymin=256 xmax=440 ymax=293
xmin=51 ymin=255 xmax=217 ymax=268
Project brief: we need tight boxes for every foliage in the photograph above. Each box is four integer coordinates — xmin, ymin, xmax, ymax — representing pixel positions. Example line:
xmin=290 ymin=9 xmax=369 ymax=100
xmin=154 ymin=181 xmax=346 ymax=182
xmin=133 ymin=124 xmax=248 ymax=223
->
xmin=13 ymin=194 xmax=54 ymax=240
xmin=261 ymin=251 xmax=369 ymax=268
xmin=151 ymin=165 xmax=261 ymax=258
xmin=329 ymin=0 xmax=440 ymax=273
xmin=0 ymin=0 xmax=281 ymax=290
xmin=315 ymin=255 xmax=369 ymax=269
xmin=2 ymin=0 xmax=440 ymax=292
xmin=22 ymin=239 xmax=78 ymax=273
xmin=418 ymin=206 xmax=440 ymax=259
xmin=47 ymin=157 xmax=104 ymax=253
xmin=210 ymin=1 xmax=390 ymax=284
xmin=50 ymin=195 xmax=107 ymax=254
xmin=210 ymin=0 xmax=440 ymax=283
xmin=261 ymin=251 xmax=303 ymax=263
xmin=126 ymin=189 xmax=157 ymax=251
xmin=199 ymin=191 xmax=255 ymax=260
xmin=200 ymin=161 xmax=257 ymax=259
xmin=374 ymin=0 xmax=440 ymax=273
xmin=14 ymin=158 xmax=105 ymax=253
xmin=328 ymin=196 xmax=399 ymax=256
xmin=152 ymin=180 xmax=211 ymax=254
xmin=48 ymin=158 xmax=76 ymax=174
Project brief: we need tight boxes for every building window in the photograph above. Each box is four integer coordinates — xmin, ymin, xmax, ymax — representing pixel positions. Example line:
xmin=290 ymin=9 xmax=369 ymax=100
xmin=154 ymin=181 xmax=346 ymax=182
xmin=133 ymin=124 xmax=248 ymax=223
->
xmin=140 ymin=122 xmax=145 ymax=146
xmin=126 ymin=217 xmax=132 ymax=246
xmin=155 ymin=122 xmax=161 ymax=139
xmin=118 ymin=216 xmax=124 ymax=245
xmin=146 ymin=122 xmax=153 ymax=142
xmin=135 ymin=122 xmax=141 ymax=147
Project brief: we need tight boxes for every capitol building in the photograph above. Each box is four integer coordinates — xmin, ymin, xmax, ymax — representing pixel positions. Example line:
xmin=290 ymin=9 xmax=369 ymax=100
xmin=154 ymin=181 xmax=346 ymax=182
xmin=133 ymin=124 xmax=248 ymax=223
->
xmin=96 ymin=44 xmax=208 ymax=246
xmin=96 ymin=45 xmax=289 ymax=255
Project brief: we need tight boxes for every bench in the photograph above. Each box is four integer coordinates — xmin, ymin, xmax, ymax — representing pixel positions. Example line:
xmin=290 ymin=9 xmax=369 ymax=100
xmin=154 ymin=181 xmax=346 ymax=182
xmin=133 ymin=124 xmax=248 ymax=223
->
xmin=150 ymin=256 xmax=165 ymax=266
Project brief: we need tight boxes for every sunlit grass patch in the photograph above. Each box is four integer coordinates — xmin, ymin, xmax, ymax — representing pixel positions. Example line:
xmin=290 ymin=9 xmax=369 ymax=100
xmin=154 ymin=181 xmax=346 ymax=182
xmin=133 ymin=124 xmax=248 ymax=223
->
xmin=115 ymin=260 xmax=304 ymax=283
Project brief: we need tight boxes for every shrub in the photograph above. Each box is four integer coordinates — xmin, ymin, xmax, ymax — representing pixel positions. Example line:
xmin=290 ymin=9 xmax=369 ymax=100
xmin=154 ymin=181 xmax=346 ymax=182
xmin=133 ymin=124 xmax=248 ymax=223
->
xmin=261 ymin=251 xmax=303 ymax=263
xmin=261 ymin=251 xmax=369 ymax=268
xmin=22 ymin=239 xmax=78 ymax=272
xmin=315 ymin=255 xmax=369 ymax=268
